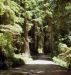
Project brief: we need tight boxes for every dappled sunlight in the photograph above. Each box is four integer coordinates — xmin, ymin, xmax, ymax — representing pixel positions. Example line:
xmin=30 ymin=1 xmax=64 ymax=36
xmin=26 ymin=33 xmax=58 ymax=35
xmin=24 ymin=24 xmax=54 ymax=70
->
xmin=26 ymin=60 xmax=57 ymax=65
xmin=0 ymin=0 xmax=71 ymax=75
xmin=14 ymin=53 xmax=33 ymax=63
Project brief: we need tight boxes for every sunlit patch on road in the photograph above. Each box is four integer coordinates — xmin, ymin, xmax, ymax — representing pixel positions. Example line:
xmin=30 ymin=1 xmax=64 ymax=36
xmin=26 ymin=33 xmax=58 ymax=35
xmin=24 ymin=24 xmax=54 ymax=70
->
xmin=26 ymin=60 xmax=57 ymax=65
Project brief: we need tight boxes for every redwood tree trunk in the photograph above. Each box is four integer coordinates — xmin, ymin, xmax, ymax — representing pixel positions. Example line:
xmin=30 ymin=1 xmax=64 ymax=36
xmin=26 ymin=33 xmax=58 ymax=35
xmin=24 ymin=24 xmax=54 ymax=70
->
xmin=23 ymin=17 xmax=30 ymax=56
xmin=29 ymin=22 xmax=38 ymax=55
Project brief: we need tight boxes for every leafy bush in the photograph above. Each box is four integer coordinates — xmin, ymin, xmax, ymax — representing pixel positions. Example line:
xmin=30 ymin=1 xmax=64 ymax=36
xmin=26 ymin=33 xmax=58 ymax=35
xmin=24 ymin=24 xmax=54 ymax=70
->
xmin=53 ymin=43 xmax=71 ymax=68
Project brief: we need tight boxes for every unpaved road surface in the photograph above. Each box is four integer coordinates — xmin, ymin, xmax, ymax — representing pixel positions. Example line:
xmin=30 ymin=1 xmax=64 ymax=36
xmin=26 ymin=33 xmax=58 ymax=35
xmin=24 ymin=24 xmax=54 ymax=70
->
xmin=0 ymin=60 xmax=71 ymax=75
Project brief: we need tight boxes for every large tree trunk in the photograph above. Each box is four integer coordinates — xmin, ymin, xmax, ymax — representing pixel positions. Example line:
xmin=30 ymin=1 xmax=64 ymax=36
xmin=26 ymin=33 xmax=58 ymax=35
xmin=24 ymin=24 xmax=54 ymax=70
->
xmin=23 ymin=17 xmax=30 ymax=56
xmin=29 ymin=22 xmax=38 ymax=56
xmin=43 ymin=15 xmax=54 ymax=55
xmin=48 ymin=24 xmax=54 ymax=55
xmin=43 ymin=27 xmax=49 ymax=55
xmin=33 ymin=22 xmax=38 ymax=55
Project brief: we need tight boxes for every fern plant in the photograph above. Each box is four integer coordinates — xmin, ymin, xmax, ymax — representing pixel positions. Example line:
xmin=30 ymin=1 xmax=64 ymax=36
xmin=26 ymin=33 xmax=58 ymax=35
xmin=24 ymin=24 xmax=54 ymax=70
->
xmin=0 ymin=0 xmax=23 ymax=65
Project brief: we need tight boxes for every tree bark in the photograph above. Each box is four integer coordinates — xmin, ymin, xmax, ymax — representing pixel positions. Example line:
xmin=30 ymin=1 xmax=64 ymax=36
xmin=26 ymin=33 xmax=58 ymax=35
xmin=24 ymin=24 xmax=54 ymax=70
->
xmin=29 ymin=21 xmax=38 ymax=55
xmin=23 ymin=17 xmax=30 ymax=56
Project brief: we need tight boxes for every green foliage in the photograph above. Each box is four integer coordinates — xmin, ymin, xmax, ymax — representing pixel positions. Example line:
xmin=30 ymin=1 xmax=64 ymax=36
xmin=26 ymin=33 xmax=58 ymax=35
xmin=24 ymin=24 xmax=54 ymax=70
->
xmin=0 ymin=24 xmax=22 ymax=34
xmin=0 ymin=33 xmax=7 ymax=46
xmin=0 ymin=0 xmax=23 ymax=25
xmin=0 ymin=0 xmax=24 ymax=68
xmin=53 ymin=57 xmax=69 ymax=68
xmin=0 ymin=33 xmax=14 ymax=58
xmin=8 ymin=1 xmax=21 ymax=13
xmin=53 ymin=43 xmax=71 ymax=68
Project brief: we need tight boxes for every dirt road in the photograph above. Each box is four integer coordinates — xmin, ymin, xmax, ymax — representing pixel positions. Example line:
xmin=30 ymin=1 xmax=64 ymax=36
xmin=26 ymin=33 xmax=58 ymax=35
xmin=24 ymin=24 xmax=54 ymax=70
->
xmin=0 ymin=60 xmax=71 ymax=75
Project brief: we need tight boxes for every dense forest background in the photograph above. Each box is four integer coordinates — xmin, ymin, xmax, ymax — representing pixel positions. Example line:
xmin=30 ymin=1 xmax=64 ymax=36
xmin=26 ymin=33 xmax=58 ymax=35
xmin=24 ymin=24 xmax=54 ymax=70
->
xmin=0 ymin=0 xmax=71 ymax=69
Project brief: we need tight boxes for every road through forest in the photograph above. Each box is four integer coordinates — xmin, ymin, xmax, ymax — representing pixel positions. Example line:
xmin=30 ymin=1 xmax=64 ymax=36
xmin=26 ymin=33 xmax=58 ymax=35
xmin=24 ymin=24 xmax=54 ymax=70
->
xmin=0 ymin=55 xmax=71 ymax=75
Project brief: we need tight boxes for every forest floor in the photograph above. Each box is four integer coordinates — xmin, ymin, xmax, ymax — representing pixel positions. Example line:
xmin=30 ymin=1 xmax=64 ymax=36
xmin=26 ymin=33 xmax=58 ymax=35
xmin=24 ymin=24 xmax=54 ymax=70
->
xmin=0 ymin=55 xmax=71 ymax=75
